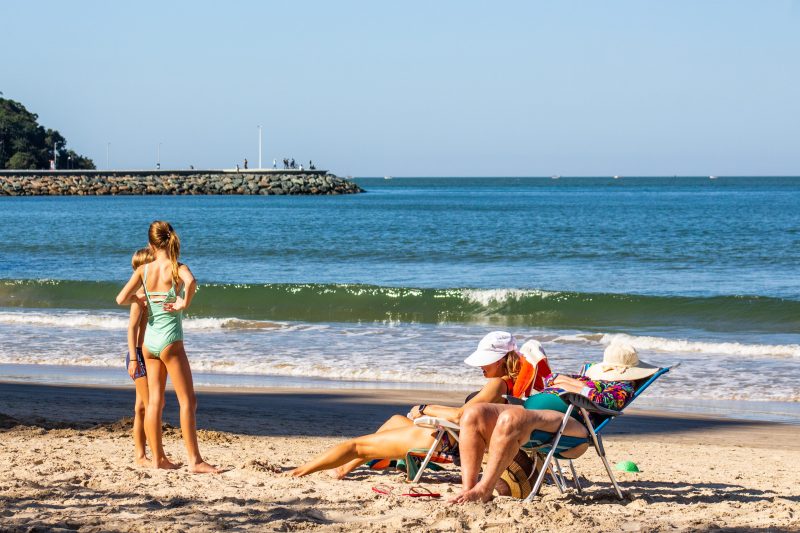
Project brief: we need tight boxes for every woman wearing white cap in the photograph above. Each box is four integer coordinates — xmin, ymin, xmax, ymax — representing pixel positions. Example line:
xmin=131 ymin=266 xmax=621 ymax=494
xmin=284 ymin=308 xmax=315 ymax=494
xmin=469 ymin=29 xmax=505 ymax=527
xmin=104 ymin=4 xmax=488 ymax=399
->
xmin=451 ymin=341 xmax=659 ymax=503
xmin=288 ymin=331 xmax=548 ymax=479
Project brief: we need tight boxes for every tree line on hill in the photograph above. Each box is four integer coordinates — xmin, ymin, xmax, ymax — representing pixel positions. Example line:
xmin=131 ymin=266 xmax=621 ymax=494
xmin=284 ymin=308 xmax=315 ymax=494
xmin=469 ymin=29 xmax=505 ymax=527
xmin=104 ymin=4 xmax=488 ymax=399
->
xmin=0 ymin=93 xmax=95 ymax=170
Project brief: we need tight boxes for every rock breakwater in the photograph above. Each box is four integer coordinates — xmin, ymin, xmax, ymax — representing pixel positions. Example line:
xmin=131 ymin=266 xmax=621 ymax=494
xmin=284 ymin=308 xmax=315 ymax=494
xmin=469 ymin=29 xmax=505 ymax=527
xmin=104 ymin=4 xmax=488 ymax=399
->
xmin=0 ymin=172 xmax=363 ymax=196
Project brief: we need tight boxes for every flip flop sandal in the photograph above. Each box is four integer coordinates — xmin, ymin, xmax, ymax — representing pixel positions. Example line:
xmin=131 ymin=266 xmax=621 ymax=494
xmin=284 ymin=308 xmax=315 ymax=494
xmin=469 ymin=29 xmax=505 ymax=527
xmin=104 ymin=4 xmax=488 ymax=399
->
xmin=371 ymin=484 xmax=441 ymax=498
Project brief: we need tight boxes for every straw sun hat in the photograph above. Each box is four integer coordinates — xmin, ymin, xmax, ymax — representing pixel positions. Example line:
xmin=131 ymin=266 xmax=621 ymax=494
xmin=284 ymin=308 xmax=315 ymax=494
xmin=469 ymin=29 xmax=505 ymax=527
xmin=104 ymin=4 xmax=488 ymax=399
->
xmin=584 ymin=342 xmax=658 ymax=381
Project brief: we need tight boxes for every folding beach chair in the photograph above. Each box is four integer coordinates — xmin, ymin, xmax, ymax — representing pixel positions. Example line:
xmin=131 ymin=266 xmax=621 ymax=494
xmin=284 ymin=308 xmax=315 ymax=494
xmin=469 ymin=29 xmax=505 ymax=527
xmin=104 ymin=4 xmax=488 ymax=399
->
xmin=409 ymin=343 xmax=553 ymax=483
xmin=405 ymin=417 xmax=461 ymax=482
xmin=524 ymin=363 xmax=678 ymax=501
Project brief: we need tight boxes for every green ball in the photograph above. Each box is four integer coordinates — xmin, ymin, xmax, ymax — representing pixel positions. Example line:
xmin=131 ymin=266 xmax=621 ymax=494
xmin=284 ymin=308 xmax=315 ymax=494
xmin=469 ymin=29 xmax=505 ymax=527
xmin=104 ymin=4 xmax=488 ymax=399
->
xmin=615 ymin=460 xmax=640 ymax=472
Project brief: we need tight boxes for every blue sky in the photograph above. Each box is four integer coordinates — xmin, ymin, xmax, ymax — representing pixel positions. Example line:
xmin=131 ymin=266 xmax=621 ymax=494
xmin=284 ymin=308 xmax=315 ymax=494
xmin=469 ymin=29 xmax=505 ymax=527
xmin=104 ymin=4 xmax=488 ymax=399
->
xmin=2 ymin=0 xmax=799 ymax=176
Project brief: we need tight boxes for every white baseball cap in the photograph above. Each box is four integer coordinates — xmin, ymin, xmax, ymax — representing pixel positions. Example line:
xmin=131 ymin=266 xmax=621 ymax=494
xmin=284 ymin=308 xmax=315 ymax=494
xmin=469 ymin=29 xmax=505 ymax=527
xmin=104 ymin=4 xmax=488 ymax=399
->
xmin=464 ymin=331 xmax=517 ymax=367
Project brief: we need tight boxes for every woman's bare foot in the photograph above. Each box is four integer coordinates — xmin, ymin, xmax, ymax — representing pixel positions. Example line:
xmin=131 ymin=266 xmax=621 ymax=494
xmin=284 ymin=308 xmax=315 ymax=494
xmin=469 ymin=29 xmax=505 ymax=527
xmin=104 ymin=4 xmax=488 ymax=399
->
xmin=325 ymin=465 xmax=349 ymax=480
xmin=287 ymin=466 xmax=307 ymax=477
xmin=448 ymin=485 xmax=494 ymax=504
xmin=189 ymin=461 xmax=222 ymax=474
xmin=136 ymin=455 xmax=150 ymax=467
xmin=152 ymin=456 xmax=181 ymax=470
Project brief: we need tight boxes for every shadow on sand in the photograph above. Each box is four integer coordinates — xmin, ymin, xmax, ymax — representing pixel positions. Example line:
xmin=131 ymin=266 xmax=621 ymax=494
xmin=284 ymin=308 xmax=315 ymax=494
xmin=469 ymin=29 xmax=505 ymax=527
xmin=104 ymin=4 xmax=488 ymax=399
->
xmin=0 ymin=382 xmax=793 ymax=440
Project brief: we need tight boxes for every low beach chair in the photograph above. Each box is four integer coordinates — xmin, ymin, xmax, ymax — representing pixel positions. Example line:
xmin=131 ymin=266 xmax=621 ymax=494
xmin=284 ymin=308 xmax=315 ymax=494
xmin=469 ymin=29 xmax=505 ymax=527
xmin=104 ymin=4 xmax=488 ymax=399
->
xmin=524 ymin=363 xmax=678 ymax=501
xmin=409 ymin=341 xmax=552 ymax=483
xmin=407 ymin=416 xmax=460 ymax=482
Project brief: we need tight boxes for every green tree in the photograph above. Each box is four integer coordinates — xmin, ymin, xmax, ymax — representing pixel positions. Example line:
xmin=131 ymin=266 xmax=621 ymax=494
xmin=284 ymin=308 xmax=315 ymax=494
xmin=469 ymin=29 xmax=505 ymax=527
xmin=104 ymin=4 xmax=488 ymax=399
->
xmin=0 ymin=95 xmax=95 ymax=170
xmin=7 ymin=152 xmax=38 ymax=169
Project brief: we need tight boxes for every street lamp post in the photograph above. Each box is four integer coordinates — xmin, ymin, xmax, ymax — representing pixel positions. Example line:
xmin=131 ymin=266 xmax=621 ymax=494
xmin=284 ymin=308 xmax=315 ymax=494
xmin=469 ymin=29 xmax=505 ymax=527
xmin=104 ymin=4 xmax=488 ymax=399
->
xmin=157 ymin=142 xmax=161 ymax=170
xmin=258 ymin=125 xmax=262 ymax=169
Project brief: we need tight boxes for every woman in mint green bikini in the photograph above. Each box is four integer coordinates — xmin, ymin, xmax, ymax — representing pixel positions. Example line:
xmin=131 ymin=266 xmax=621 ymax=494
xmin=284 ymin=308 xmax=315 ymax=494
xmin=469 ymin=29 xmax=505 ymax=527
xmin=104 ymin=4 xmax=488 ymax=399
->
xmin=116 ymin=220 xmax=220 ymax=474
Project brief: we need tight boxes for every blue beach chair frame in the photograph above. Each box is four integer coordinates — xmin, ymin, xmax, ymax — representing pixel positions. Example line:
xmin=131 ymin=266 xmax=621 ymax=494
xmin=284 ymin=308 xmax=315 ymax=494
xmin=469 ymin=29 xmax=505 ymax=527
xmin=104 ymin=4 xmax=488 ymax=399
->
xmin=412 ymin=414 xmax=568 ymax=487
xmin=524 ymin=364 xmax=677 ymax=502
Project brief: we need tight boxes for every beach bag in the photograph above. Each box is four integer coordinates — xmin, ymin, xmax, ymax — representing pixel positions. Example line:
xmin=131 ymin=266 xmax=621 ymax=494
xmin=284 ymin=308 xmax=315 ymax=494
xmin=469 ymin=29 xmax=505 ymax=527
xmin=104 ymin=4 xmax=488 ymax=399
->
xmin=493 ymin=450 xmax=539 ymax=499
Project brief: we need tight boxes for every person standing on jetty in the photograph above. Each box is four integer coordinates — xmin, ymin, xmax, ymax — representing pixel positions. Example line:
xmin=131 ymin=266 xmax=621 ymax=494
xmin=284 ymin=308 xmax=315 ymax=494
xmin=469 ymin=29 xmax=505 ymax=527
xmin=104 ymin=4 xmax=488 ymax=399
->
xmin=116 ymin=221 xmax=221 ymax=474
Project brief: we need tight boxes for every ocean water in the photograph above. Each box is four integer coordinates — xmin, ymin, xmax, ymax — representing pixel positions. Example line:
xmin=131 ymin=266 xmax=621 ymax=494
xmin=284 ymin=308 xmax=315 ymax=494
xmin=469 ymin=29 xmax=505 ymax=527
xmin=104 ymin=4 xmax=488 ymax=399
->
xmin=1 ymin=177 xmax=799 ymax=422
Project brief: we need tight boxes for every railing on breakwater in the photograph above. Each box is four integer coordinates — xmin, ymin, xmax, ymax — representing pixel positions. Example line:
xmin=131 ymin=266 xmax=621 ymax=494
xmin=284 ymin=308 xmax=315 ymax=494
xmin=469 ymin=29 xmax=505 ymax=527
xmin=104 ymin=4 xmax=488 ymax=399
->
xmin=0 ymin=168 xmax=329 ymax=177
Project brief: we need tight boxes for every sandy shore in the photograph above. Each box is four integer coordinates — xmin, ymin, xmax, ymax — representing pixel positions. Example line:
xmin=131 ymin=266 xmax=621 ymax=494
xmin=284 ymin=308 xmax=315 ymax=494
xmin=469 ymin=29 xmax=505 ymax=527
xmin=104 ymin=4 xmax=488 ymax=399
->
xmin=0 ymin=381 xmax=798 ymax=532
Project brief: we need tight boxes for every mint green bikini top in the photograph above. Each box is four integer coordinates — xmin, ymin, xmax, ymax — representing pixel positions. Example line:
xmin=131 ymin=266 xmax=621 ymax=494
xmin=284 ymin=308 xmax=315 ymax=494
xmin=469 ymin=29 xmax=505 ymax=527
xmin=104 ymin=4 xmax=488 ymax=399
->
xmin=142 ymin=264 xmax=183 ymax=324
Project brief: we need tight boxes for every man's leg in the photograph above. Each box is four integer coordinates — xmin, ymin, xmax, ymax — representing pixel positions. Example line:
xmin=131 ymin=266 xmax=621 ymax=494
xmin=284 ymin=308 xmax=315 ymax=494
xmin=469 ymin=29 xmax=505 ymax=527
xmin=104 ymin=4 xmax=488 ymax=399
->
xmin=455 ymin=403 xmax=516 ymax=493
xmin=452 ymin=408 xmax=587 ymax=503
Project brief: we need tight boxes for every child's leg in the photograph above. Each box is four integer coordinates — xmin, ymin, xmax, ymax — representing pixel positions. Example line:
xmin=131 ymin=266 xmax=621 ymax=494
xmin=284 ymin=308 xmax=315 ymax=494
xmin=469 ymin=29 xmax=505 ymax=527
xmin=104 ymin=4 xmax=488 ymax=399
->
xmin=133 ymin=376 xmax=149 ymax=465
xmin=161 ymin=342 xmax=220 ymax=474
xmin=143 ymin=353 xmax=179 ymax=469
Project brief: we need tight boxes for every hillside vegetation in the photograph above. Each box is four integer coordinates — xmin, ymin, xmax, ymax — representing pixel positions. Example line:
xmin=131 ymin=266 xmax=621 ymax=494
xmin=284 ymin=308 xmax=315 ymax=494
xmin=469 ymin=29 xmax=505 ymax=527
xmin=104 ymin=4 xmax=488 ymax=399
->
xmin=0 ymin=94 xmax=94 ymax=170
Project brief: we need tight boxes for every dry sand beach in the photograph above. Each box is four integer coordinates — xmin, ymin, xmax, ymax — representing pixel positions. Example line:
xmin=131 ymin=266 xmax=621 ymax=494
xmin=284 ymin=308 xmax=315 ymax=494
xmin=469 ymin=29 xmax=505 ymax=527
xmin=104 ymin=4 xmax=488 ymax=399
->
xmin=1 ymin=382 xmax=798 ymax=532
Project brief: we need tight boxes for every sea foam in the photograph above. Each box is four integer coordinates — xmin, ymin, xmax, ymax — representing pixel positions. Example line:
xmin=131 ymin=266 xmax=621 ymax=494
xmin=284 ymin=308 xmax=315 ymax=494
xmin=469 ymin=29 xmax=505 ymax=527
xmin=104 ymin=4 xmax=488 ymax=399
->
xmin=0 ymin=311 xmax=267 ymax=331
xmin=554 ymin=332 xmax=800 ymax=359
xmin=602 ymin=333 xmax=800 ymax=359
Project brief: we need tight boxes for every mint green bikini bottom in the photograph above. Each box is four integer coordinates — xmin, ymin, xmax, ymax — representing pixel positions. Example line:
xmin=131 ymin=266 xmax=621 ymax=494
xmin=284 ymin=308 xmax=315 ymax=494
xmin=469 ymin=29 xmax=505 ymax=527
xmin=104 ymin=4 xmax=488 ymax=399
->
xmin=143 ymin=324 xmax=183 ymax=359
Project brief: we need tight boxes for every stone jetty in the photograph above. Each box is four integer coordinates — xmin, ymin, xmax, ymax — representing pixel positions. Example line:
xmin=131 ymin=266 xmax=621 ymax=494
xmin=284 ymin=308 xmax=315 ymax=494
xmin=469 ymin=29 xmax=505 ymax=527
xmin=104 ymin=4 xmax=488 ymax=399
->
xmin=0 ymin=170 xmax=363 ymax=196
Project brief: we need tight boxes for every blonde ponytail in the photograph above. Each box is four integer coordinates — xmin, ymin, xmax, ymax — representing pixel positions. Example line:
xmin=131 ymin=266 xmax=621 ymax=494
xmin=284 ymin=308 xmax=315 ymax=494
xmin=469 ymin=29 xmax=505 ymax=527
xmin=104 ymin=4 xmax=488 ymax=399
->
xmin=504 ymin=351 xmax=522 ymax=381
xmin=148 ymin=220 xmax=181 ymax=285
xmin=167 ymin=231 xmax=181 ymax=285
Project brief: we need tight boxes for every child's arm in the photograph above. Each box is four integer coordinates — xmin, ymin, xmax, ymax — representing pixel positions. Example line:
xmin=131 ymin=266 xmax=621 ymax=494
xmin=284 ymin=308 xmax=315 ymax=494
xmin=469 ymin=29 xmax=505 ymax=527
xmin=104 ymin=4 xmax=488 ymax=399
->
xmin=127 ymin=300 xmax=144 ymax=378
xmin=116 ymin=266 xmax=144 ymax=306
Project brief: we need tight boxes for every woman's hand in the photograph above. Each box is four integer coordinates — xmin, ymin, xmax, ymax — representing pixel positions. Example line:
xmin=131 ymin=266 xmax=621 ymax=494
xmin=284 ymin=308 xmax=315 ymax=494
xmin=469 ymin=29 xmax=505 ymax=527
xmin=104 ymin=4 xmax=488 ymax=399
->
xmin=162 ymin=296 xmax=186 ymax=312
xmin=407 ymin=404 xmax=427 ymax=420
xmin=552 ymin=374 xmax=586 ymax=393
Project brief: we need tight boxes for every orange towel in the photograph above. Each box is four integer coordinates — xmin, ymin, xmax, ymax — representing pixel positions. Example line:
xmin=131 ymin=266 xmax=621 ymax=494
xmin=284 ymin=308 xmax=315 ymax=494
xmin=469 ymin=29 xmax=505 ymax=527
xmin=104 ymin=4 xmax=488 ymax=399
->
xmin=513 ymin=357 xmax=552 ymax=397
